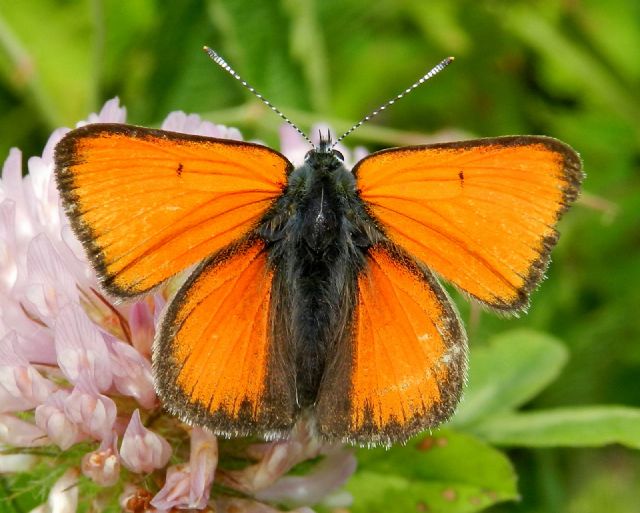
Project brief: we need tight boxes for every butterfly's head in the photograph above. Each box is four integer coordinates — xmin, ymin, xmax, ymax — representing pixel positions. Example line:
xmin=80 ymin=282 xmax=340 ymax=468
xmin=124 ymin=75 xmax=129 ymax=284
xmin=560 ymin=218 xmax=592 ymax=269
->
xmin=303 ymin=130 xmax=345 ymax=171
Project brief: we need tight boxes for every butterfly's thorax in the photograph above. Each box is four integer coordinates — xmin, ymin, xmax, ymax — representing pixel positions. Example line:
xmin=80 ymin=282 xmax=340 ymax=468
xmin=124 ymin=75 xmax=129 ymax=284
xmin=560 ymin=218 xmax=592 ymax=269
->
xmin=259 ymin=147 xmax=378 ymax=409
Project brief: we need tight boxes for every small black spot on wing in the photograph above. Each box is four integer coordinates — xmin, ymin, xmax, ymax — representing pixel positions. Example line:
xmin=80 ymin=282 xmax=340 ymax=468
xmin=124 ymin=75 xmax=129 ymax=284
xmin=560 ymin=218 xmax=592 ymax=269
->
xmin=458 ymin=170 xmax=464 ymax=187
xmin=177 ymin=163 xmax=184 ymax=177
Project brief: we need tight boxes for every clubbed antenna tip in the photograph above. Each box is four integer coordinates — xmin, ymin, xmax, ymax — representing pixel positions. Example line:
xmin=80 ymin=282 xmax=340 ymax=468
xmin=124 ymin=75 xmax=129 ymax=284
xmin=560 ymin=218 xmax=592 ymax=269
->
xmin=332 ymin=56 xmax=456 ymax=147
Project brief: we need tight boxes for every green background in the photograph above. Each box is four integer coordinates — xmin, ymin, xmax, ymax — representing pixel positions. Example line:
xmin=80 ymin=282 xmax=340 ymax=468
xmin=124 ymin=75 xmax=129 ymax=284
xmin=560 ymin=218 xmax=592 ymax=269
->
xmin=1 ymin=1 xmax=638 ymax=512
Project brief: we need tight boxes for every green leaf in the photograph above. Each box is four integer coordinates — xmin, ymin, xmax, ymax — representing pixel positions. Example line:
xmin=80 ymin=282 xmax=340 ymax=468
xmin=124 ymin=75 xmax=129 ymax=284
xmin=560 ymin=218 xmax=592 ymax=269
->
xmin=579 ymin=0 xmax=640 ymax=83
xmin=208 ymin=0 xmax=308 ymax=109
xmin=0 ymin=477 xmax=22 ymax=513
xmin=450 ymin=330 xmax=568 ymax=427
xmin=0 ymin=0 xmax=96 ymax=126
xmin=347 ymin=429 xmax=518 ymax=513
xmin=405 ymin=0 xmax=471 ymax=54
xmin=470 ymin=407 xmax=640 ymax=449
xmin=283 ymin=0 xmax=330 ymax=110
xmin=501 ymin=4 xmax=640 ymax=140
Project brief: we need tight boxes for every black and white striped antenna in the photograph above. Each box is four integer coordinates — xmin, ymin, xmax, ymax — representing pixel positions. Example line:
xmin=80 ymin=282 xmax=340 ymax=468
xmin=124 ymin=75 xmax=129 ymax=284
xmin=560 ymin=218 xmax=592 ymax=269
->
xmin=204 ymin=46 xmax=314 ymax=148
xmin=205 ymin=47 xmax=454 ymax=149
xmin=332 ymin=56 xmax=455 ymax=147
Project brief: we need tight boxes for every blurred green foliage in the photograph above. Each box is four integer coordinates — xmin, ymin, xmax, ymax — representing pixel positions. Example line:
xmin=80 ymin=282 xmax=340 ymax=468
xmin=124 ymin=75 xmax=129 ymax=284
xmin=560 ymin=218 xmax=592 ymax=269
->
xmin=1 ymin=0 xmax=638 ymax=512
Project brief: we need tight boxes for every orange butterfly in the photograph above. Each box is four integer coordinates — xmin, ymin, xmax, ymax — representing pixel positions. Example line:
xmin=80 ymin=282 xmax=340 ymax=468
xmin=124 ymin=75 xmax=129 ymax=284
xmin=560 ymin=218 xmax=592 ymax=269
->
xmin=54 ymin=51 xmax=583 ymax=445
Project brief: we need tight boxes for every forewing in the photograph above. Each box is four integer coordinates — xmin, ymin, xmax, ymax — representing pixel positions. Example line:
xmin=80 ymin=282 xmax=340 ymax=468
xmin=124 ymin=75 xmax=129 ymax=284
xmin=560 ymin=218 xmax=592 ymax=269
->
xmin=355 ymin=136 xmax=583 ymax=310
xmin=55 ymin=123 xmax=292 ymax=297
xmin=315 ymin=243 xmax=466 ymax=446
xmin=154 ymin=238 xmax=296 ymax=438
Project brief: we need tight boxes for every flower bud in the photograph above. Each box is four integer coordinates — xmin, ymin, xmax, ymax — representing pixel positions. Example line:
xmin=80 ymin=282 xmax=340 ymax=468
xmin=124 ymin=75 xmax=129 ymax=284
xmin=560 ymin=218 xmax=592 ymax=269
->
xmin=150 ymin=427 xmax=217 ymax=510
xmin=0 ymin=332 xmax=57 ymax=412
xmin=25 ymin=234 xmax=78 ymax=320
xmin=0 ymin=452 xmax=38 ymax=472
xmin=120 ymin=409 xmax=171 ymax=474
xmin=82 ymin=437 xmax=120 ymax=487
xmin=129 ymin=301 xmax=155 ymax=358
xmin=30 ymin=468 xmax=79 ymax=513
xmin=0 ymin=414 xmax=48 ymax=447
xmin=35 ymin=389 xmax=83 ymax=450
xmin=255 ymin=449 xmax=356 ymax=507
xmin=108 ymin=337 xmax=156 ymax=409
xmin=55 ymin=303 xmax=112 ymax=391
xmin=64 ymin=373 xmax=116 ymax=442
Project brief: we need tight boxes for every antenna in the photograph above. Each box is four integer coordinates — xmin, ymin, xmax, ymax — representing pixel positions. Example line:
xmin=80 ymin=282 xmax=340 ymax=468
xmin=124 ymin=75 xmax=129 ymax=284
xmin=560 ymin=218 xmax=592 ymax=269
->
xmin=203 ymin=46 xmax=314 ymax=147
xmin=332 ymin=56 xmax=455 ymax=147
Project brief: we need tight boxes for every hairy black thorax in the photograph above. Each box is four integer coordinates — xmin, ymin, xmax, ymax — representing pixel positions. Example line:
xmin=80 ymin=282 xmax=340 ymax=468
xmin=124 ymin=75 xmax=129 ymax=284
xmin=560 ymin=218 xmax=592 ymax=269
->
xmin=258 ymin=142 xmax=379 ymax=408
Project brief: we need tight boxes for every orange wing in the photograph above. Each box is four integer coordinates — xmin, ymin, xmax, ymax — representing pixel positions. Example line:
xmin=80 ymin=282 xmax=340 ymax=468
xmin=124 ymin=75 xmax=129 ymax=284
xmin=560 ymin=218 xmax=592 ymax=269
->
xmin=316 ymin=243 xmax=466 ymax=445
xmin=55 ymin=123 xmax=291 ymax=297
xmin=154 ymin=238 xmax=296 ymax=437
xmin=355 ymin=136 xmax=583 ymax=310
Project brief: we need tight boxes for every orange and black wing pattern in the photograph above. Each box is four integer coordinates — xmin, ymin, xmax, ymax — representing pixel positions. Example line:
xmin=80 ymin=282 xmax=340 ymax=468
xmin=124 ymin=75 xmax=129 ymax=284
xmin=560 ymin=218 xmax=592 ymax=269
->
xmin=316 ymin=243 xmax=466 ymax=445
xmin=355 ymin=136 xmax=583 ymax=311
xmin=154 ymin=238 xmax=296 ymax=437
xmin=55 ymin=124 xmax=292 ymax=297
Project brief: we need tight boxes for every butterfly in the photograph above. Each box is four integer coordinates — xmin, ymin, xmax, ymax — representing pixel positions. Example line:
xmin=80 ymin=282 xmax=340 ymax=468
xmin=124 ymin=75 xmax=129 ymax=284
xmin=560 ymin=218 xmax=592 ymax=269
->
xmin=53 ymin=51 xmax=583 ymax=446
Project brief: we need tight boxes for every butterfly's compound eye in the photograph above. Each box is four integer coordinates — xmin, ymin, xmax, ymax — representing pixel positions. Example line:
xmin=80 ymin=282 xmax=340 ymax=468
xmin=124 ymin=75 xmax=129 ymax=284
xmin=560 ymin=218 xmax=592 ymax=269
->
xmin=333 ymin=150 xmax=345 ymax=161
